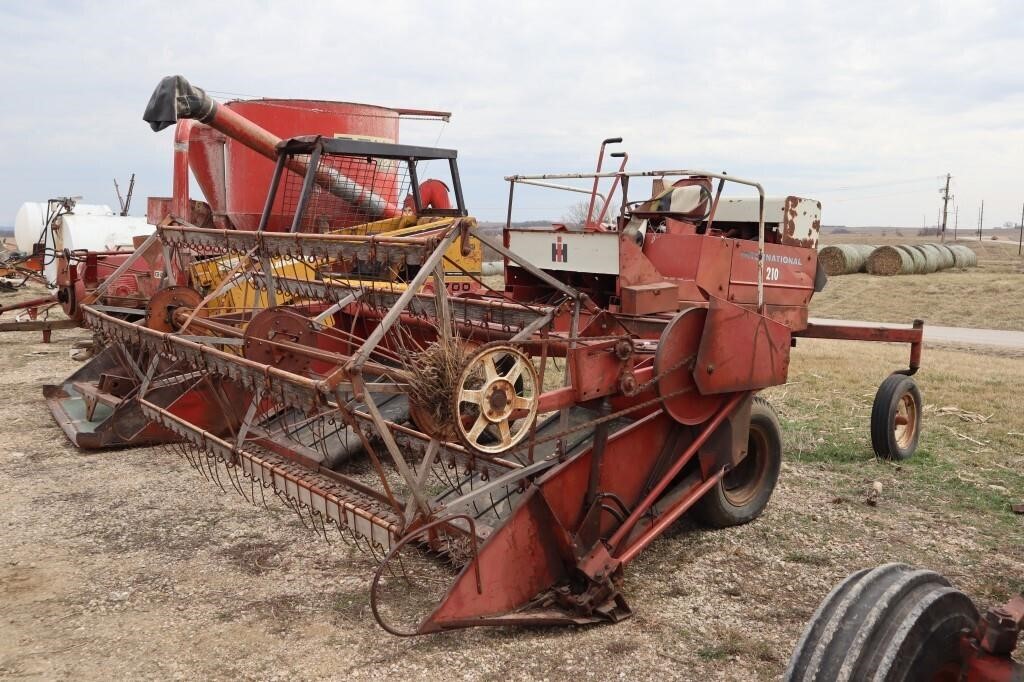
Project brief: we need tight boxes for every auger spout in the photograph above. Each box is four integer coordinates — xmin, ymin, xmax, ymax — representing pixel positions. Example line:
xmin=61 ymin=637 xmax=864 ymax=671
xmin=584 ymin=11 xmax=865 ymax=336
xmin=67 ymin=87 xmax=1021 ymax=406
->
xmin=143 ymin=75 xmax=400 ymax=219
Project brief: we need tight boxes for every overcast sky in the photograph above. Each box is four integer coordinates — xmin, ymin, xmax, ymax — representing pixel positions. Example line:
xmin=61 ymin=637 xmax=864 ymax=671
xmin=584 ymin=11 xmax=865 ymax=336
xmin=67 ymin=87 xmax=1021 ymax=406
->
xmin=1 ymin=1 xmax=1022 ymax=228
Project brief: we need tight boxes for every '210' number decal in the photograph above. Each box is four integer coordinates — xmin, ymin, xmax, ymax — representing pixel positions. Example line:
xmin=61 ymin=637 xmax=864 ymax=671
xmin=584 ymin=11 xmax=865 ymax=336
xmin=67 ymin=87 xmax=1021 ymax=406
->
xmin=765 ymin=266 xmax=781 ymax=281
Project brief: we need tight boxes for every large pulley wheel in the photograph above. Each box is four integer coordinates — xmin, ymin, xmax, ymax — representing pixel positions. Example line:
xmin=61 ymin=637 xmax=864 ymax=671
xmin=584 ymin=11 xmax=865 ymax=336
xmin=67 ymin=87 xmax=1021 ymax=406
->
xmin=452 ymin=345 xmax=539 ymax=454
xmin=243 ymin=307 xmax=316 ymax=375
xmin=145 ymin=286 xmax=204 ymax=332
xmin=784 ymin=563 xmax=979 ymax=681
xmin=654 ymin=307 xmax=724 ymax=424
xmin=871 ymin=374 xmax=922 ymax=460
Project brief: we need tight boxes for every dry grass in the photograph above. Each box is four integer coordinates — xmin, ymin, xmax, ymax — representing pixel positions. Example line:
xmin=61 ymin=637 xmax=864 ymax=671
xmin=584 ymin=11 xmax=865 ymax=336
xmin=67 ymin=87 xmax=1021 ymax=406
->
xmin=813 ymin=232 xmax=1024 ymax=330
xmin=809 ymin=269 xmax=1024 ymax=331
xmin=404 ymin=340 xmax=471 ymax=434
xmin=765 ymin=338 xmax=1024 ymax=553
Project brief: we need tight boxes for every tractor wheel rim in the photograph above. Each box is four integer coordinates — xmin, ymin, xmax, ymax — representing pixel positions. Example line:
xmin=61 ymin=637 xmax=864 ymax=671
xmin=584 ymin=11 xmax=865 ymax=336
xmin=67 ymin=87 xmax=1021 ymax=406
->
xmin=723 ymin=427 xmax=770 ymax=507
xmin=894 ymin=392 xmax=917 ymax=449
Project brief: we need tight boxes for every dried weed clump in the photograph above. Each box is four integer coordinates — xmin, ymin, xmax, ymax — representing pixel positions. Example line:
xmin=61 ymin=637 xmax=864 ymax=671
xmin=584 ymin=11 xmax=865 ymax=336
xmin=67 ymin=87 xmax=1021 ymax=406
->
xmin=404 ymin=340 xmax=472 ymax=433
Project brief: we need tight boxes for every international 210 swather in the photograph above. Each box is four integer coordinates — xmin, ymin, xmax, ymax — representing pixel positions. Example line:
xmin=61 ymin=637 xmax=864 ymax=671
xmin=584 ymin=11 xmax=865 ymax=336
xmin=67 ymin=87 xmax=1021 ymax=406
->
xmin=58 ymin=78 xmax=928 ymax=635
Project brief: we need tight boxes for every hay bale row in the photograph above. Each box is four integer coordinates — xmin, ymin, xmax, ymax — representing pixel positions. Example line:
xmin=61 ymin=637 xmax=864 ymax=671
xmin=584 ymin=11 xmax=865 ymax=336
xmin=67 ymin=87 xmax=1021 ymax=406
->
xmin=819 ymin=244 xmax=877 ymax=275
xmin=911 ymin=244 xmax=942 ymax=273
xmin=867 ymin=245 xmax=915 ymax=275
xmin=923 ymin=243 xmax=955 ymax=269
xmin=895 ymin=244 xmax=926 ymax=272
xmin=946 ymin=244 xmax=977 ymax=267
xmin=866 ymin=242 xmax=976 ymax=276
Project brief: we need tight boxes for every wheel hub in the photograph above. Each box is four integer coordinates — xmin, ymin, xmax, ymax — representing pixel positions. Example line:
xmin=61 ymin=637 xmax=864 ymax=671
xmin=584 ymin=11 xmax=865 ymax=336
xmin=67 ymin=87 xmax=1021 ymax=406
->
xmin=894 ymin=393 xmax=917 ymax=449
xmin=484 ymin=380 xmax=514 ymax=421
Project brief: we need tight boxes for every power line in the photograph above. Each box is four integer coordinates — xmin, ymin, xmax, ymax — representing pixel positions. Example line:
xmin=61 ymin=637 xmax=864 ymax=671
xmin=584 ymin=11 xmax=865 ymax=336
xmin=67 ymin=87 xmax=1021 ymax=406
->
xmin=827 ymin=187 xmax=940 ymax=203
xmin=809 ymin=176 xmax=941 ymax=194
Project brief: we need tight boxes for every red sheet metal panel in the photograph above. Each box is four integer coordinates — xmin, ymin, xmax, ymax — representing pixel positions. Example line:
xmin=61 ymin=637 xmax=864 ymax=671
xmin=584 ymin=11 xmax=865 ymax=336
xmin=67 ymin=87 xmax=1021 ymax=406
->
xmin=727 ymin=240 xmax=816 ymax=308
xmin=694 ymin=296 xmax=792 ymax=394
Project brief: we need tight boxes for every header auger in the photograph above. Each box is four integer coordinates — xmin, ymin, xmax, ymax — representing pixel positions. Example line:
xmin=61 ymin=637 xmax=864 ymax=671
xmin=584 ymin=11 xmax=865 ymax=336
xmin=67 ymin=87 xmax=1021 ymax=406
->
xmin=60 ymin=124 xmax=932 ymax=635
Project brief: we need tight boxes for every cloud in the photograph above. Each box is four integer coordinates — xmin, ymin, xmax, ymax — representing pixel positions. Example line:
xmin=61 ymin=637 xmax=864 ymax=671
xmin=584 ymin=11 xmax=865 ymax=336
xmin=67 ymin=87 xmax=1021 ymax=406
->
xmin=1 ymin=0 xmax=1021 ymax=227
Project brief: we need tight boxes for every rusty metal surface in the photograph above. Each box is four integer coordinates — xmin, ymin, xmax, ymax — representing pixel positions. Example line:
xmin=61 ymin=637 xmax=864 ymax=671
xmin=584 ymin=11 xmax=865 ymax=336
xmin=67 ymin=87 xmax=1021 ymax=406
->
xmin=695 ymin=297 xmax=791 ymax=394
xmin=780 ymin=196 xmax=821 ymax=249
xmin=958 ymin=593 xmax=1024 ymax=681
xmin=620 ymin=282 xmax=677 ymax=315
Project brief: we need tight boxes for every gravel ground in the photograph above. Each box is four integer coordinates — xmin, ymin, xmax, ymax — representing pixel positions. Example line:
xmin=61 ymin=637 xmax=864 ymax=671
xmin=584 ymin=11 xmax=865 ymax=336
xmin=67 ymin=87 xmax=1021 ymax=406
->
xmin=1 ymin=289 xmax=1021 ymax=680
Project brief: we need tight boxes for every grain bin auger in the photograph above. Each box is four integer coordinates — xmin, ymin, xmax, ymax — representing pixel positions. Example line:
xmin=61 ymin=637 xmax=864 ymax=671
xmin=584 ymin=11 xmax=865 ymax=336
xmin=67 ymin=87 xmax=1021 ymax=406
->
xmin=73 ymin=131 xmax=935 ymax=634
xmin=143 ymin=75 xmax=409 ymax=221
xmin=44 ymin=76 xmax=476 ymax=450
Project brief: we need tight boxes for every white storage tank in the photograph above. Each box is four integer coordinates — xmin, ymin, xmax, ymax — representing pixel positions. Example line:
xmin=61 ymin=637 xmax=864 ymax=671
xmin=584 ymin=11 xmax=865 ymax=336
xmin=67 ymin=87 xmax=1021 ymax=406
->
xmin=14 ymin=201 xmax=114 ymax=253
xmin=43 ymin=214 xmax=153 ymax=285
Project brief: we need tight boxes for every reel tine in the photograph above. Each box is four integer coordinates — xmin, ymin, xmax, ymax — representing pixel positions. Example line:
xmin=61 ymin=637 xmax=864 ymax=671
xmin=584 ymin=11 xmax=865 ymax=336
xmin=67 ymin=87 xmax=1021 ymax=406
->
xmin=314 ymin=509 xmax=330 ymax=545
xmin=188 ymin=443 xmax=210 ymax=481
xmin=225 ymin=457 xmax=248 ymax=502
xmin=305 ymin=504 xmax=327 ymax=542
xmin=207 ymin=451 xmax=227 ymax=493
xmin=257 ymin=478 xmax=270 ymax=511
xmin=285 ymin=493 xmax=311 ymax=531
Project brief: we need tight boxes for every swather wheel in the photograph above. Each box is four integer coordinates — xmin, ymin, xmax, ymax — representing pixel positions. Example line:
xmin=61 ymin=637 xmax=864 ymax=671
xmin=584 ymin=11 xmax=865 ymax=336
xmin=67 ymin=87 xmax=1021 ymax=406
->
xmin=784 ymin=563 xmax=978 ymax=681
xmin=453 ymin=345 xmax=538 ymax=454
xmin=691 ymin=396 xmax=781 ymax=528
xmin=871 ymin=374 xmax=922 ymax=460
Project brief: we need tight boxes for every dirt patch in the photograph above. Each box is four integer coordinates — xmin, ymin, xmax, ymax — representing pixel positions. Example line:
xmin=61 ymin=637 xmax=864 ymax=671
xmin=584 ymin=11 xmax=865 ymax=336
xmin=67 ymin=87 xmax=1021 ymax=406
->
xmin=219 ymin=540 xmax=289 ymax=576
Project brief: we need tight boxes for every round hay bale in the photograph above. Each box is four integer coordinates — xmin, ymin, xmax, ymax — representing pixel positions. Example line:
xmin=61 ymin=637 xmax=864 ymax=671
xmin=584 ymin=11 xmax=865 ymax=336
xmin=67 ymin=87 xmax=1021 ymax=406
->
xmin=925 ymin=243 xmax=955 ymax=269
xmin=933 ymin=244 xmax=957 ymax=269
xmin=909 ymin=245 xmax=940 ymax=273
xmin=894 ymin=245 xmax=926 ymax=273
xmin=946 ymin=244 xmax=977 ymax=267
xmin=819 ymin=244 xmax=876 ymax=275
xmin=867 ymin=245 xmax=914 ymax=275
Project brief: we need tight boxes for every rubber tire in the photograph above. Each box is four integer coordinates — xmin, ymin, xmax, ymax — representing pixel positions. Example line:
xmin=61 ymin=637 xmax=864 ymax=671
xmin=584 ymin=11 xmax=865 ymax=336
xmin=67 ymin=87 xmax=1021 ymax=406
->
xmin=870 ymin=374 xmax=922 ymax=460
xmin=691 ymin=396 xmax=782 ymax=528
xmin=784 ymin=563 xmax=978 ymax=681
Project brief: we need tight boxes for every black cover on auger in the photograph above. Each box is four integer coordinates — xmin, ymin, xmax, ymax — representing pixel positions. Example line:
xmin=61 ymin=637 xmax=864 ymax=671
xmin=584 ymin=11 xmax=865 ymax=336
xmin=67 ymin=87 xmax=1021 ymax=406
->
xmin=143 ymin=75 xmax=216 ymax=132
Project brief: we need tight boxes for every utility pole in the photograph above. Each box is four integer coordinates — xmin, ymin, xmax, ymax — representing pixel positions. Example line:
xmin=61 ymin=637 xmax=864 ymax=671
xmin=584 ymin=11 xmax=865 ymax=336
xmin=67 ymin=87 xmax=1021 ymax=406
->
xmin=939 ymin=173 xmax=951 ymax=242
xmin=1018 ymin=201 xmax=1023 ymax=256
xmin=953 ymin=205 xmax=958 ymax=241
xmin=978 ymin=200 xmax=984 ymax=241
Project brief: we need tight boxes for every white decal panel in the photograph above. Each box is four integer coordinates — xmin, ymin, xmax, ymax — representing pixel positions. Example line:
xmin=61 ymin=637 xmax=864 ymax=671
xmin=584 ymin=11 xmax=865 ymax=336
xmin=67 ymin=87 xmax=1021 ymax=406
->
xmin=506 ymin=230 xmax=620 ymax=275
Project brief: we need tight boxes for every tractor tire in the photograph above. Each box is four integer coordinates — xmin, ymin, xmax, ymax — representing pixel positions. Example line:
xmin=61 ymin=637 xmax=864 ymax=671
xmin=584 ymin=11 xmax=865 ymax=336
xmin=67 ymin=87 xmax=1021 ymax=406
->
xmin=871 ymin=374 xmax=922 ymax=460
xmin=691 ymin=396 xmax=781 ymax=528
xmin=784 ymin=563 xmax=978 ymax=681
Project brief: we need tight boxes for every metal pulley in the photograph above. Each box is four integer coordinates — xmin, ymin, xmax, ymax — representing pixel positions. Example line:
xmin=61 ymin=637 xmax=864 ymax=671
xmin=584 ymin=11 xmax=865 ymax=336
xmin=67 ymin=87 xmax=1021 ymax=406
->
xmin=242 ymin=307 xmax=316 ymax=375
xmin=145 ymin=286 xmax=204 ymax=332
xmin=653 ymin=307 xmax=724 ymax=424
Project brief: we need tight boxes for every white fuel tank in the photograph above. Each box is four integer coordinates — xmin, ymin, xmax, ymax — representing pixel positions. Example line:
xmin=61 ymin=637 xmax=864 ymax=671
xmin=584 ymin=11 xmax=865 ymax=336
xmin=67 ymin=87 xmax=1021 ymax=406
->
xmin=14 ymin=201 xmax=114 ymax=254
xmin=43 ymin=214 xmax=153 ymax=285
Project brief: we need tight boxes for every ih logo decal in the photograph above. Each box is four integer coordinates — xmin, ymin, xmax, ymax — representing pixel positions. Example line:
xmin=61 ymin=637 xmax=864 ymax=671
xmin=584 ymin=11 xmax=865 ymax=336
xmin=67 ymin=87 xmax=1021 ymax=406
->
xmin=551 ymin=235 xmax=568 ymax=263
